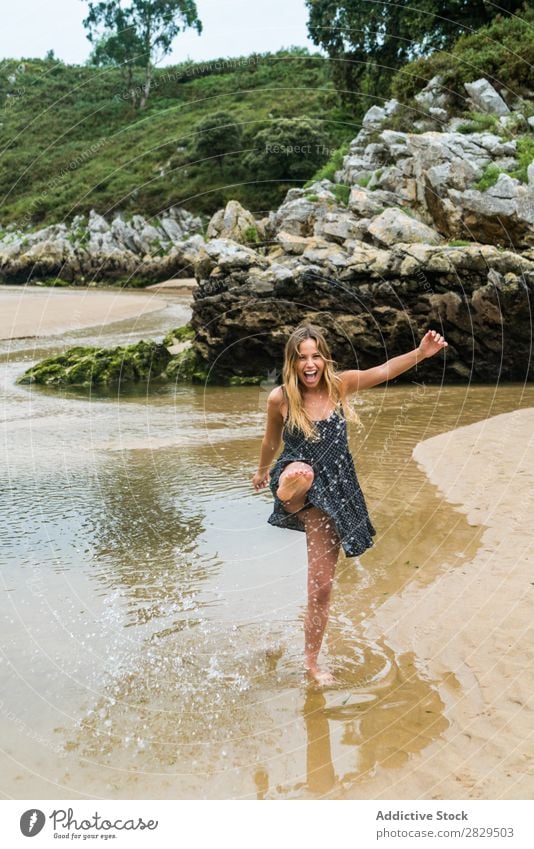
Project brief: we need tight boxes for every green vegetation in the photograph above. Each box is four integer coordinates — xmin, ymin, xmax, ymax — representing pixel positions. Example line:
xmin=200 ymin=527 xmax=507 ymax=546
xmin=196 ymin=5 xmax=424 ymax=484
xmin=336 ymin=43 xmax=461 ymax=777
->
xmin=192 ymin=111 xmax=242 ymax=173
xmin=305 ymin=0 xmax=527 ymax=104
xmin=243 ymin=117 xmax=331 ymax=182
xmin=17 ymin=340 xmax=172 ymax=387
xmin=509 ymin=135 xmax=534 ymax=183
xmin=474 ymin=136 xmax=533 ymax=189
xmin=448 ymin=239 xmax=472 ymax=247
xmin=475 ymin=164 xmax=502 ymax=191
xmin=0 ymin=49 xmax=356 ymax=227
xmin=330 ymin=183 xmax=350 ymax=205
xmin=162 ymin=323 xmax=196 ymax=347
xmin=457 ymin=111 xmax=500 ymax=134
xmin=392 ymin=6 xmax=534 ymax=105
xmin=83 ymin=0 xmax=202 ymax=110
xmin=304 ymin=141 xmax=349 ymax=186
xmin=243 ymin=226 xmax=259 ymax=243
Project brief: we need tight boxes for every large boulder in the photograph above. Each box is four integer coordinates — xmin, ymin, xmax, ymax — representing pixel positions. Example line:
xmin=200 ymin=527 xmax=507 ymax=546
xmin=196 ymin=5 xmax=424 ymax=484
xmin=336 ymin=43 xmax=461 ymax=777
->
xmin=206 ymin=200 xmax=260 ymax=244
xmin=368 ymin=208 xmax=442 ymax=247
xmin=464 ymin=79 xmax=510 ymax=116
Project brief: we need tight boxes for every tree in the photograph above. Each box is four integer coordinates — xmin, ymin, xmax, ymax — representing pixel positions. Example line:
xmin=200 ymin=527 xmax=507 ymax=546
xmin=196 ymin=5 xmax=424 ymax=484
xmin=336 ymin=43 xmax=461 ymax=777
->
xmin=193 ymin=112 xmax=243 ymax=173
xmin=82 ymin=0 xmax=202 ymax=108
xmin=305 ymin=0 xmax=527 ymax=102
xmin=243 ymin=118 xmax=329 ymax=182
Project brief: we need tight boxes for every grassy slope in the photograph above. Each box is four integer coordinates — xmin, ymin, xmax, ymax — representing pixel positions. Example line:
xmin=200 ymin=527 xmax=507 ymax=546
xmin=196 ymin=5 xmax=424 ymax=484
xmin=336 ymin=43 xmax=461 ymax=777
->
xmin=0 ymin=50 xmax=360 ymax=229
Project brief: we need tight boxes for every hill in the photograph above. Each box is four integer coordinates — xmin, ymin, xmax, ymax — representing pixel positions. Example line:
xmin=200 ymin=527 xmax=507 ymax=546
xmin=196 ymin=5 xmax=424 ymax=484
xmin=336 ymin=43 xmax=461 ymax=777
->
xmin=0 ymin=49 xmax=357 ymax=229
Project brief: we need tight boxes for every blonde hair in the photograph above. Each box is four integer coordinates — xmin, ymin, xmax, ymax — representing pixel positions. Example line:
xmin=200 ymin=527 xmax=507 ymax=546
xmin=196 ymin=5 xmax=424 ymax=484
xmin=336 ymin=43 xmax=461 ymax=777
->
xmin=282 ymin=324 xmax=361 ymax=440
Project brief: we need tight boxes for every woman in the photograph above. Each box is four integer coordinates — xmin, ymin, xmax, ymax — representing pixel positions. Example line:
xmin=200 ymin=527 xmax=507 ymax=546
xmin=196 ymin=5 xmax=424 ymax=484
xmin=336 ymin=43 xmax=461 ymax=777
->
xmin=252 ymin=324 xmax=447 ymax=685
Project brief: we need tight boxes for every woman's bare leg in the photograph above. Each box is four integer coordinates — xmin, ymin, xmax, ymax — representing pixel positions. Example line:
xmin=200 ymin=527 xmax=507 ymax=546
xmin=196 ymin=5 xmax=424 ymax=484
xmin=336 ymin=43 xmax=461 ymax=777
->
xmin=302 ymin=506 xmax=341 ymax=686
xmin=277 ymin=461 xmax=314 ymax=513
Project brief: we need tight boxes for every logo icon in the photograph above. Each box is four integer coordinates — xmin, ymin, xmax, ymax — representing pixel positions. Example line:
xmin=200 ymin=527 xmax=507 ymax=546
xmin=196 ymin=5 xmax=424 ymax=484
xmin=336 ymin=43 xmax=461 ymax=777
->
xmin=20 ymin=809 xmax=45 ymax=837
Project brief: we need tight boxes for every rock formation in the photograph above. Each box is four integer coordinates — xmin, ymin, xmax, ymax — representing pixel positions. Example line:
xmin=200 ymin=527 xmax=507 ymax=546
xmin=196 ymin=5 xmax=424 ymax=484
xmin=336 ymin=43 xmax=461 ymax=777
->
xmin=0 ymin=207 xmax=203 ymax=285
xmin=187 ymin=77 xmax=534 ymax=383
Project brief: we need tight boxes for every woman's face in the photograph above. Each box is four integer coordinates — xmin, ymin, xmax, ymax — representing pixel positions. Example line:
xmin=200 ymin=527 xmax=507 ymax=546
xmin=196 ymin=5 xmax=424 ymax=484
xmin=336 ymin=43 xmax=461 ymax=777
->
xmin=295 ymin=338 xmax=325 ymax=389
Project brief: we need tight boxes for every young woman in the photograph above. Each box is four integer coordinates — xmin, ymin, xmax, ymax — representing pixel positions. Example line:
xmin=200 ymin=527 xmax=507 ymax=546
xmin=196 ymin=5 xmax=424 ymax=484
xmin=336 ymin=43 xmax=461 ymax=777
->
xmin=252 ymin=324 xmax=448 ymax=686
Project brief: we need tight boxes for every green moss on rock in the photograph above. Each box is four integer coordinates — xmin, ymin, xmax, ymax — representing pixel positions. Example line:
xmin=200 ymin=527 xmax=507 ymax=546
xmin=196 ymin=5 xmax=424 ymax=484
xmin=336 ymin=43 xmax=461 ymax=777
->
xmin=162 ymin=323 xmax=196 ymax=348
xmin=17 ymin=340 xmax=172 ymax=387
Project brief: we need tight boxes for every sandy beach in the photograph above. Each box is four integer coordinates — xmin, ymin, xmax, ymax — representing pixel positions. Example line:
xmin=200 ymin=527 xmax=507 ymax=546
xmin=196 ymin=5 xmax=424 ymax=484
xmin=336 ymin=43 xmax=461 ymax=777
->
xmin=0 ymin=285 xmax=170 ymax=340
xmin=2 ymin=285 xmax=533 ymax=798
xmin=360 ymin=407 xmax=534 ymax=799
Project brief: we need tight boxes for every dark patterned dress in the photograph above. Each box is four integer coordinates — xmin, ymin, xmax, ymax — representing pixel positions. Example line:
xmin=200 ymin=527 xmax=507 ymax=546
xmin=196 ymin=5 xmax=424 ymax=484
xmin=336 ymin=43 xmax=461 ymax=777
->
xmin=268 ymin=393 xmax=376 ymax=557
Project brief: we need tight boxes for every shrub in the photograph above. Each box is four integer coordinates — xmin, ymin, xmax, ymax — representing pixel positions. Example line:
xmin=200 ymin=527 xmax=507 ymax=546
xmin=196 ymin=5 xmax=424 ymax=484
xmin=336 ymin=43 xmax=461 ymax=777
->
xmin=476 ymin=164 xmax=502 ymax=191
xmin=457 ymin=111 xmax=500 ymax=134
xmin=509 ymin=135 xmax=534 ymax=183
xmin=391 ymin=6 xmax=534 ymax=105
xmin=304 ymin=140 xmax=350 ymax=185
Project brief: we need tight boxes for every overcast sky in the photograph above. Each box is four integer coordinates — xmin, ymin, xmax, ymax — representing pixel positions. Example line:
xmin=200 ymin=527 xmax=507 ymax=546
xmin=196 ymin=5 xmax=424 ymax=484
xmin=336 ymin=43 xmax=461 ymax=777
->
xmin=1 ymin=0 xmax=318 ymax=65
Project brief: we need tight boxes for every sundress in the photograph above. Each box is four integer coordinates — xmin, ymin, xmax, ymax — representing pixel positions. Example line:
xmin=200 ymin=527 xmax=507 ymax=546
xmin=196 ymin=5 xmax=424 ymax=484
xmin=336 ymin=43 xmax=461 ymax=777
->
xmin=268 ymin=392 xmax=376 ymax=557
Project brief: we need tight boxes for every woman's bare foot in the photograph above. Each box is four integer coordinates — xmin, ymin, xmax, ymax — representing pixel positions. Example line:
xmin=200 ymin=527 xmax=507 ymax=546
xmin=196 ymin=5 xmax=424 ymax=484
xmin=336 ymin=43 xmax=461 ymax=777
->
xmin=305 ymin=663 xmax=337 ymax=687
xmin=277 ymin=465 xmax=313 ymax=502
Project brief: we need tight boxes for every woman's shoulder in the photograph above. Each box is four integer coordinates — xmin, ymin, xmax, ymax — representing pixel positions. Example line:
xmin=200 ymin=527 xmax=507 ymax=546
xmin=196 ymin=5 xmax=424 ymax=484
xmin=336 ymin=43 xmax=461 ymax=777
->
xmin=267 ymin=384 xmax=287 ymax=418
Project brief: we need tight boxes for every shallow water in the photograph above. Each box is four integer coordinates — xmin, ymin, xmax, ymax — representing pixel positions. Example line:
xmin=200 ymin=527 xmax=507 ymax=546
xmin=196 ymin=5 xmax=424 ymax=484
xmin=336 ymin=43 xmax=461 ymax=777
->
xmin=1 ymin=291 xmax=533 ymax=799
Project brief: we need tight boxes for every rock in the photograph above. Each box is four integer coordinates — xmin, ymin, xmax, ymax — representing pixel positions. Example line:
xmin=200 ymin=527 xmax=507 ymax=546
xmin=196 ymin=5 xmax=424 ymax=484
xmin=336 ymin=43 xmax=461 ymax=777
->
xmin=16 ymin=340 xmax=172 ymax=387
xmin=0 ymin=207 xmax=204 ymax=285
xmin=368 ymin=208 xmax=442 ymax=247
xmin=275 ymin=231 xmax=318 ymax=254
xmin=313 ymin=210 xmax=369 ymax=244
xmin=194 ymin=238 xmax=266 ymax=281
xmin=448 ymin=174 xmax=534 ymax=247
xmin=464 ymin=78 xmax=510 ymax=116
xmin=272 ymin=197 xmax=322 ymax=236
xmin=415 ymin=75 xmax=449 ymax=110
xmin=301 ymin=242 xmax=351 ymax=269
xmin=429 ymin=107 xmax=448 ymax=123
xmin=348 ymin=187 xmax=385 ymax=217
xmin=362 ymin=105 xmax=387 ymax=130
xmin=206 ymin=200 xmax=259 ymax=244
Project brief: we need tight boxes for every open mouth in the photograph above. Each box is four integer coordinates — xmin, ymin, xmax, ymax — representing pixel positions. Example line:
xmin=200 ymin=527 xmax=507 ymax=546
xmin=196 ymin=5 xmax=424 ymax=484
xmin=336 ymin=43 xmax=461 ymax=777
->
xmin=303 ymin=370 xmax=318 ymax=382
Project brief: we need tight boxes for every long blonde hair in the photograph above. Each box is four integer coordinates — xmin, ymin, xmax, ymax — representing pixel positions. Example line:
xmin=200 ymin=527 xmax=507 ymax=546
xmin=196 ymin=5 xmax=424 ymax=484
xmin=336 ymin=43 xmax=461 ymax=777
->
xmin=282 ymin=324 xmax=361 ymax=440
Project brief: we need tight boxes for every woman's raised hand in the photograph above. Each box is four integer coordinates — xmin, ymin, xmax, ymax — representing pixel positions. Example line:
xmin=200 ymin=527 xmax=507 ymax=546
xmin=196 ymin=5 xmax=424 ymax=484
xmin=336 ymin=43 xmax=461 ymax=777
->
xmin=252 ymin=470 xmax=270 ymax=491
xmin=418 ymin=329 xmax=448 ymax=359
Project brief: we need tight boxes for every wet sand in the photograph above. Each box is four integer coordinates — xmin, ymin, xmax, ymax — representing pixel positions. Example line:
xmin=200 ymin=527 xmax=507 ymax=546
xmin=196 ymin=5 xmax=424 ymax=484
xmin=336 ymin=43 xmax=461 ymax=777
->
xmin=0 ymin=285 xmax=171 ymax=340
xmin=360 ymin=407 xmax=534 ymax=799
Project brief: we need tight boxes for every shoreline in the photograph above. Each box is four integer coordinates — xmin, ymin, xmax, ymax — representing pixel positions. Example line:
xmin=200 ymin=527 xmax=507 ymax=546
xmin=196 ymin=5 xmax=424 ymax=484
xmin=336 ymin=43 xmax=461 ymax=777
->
xmin=0 ymin=285 xmax=175 ymax=341
xmin=360 ymin=407 xmax=534 ymax=798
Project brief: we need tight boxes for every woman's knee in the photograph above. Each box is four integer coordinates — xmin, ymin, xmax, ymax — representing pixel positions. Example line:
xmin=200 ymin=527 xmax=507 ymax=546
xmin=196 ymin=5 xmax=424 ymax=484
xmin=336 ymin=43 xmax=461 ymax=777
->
xmin=309 ymin=581 xmax=333 ymax=608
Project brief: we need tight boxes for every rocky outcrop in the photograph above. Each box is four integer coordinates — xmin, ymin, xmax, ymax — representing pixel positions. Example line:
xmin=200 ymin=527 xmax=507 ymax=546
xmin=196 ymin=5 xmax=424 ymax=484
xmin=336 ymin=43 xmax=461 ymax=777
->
xmin=206 ymin=200 xmax=265 ymax=243
xmin=17 ymin=340 xmax=173 ymax=387
xmin=464 ymin=79 xmax=510 ymax=116
xmin=336 ymin=125 xmax=534 ymax=249
xmin=16 ymin=73 xmax=534 ymax=386
xmin=0 ymin=207 xmax=204 ymax=285
xmin=185 ymin=76 xmax=533 ymax=384
xmin=189 ymin=239 xmax=534 ymax=383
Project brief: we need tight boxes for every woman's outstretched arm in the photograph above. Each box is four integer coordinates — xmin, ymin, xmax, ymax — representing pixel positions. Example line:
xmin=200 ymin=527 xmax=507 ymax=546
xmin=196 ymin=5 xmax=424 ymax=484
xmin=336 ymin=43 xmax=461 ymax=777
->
xmin=339 ymin=330 xmax=448 ymax=394
xmin=252 ymin=387 xmax=285 ymax=490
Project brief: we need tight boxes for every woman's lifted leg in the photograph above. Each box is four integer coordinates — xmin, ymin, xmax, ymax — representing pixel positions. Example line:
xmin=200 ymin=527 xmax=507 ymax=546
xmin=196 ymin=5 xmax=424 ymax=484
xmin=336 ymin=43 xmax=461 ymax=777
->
xmin=276 ymin=461 xmax=314 ymax=514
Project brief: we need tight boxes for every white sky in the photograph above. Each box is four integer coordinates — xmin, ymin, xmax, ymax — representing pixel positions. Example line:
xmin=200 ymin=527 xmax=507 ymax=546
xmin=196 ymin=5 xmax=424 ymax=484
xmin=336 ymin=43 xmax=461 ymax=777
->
xmin=1 ymin=0 xmax=318 ymax=65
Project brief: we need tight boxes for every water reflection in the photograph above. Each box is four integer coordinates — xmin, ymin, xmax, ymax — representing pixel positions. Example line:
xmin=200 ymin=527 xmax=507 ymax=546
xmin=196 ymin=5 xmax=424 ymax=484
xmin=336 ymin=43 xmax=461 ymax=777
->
xmin=55 ymin=623 xmax=447 ymax=799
